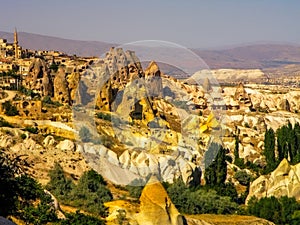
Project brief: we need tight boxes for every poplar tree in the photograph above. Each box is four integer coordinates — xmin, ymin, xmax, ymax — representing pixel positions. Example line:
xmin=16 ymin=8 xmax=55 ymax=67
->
xmin=264 ymin=128 xmax=276 ymax=171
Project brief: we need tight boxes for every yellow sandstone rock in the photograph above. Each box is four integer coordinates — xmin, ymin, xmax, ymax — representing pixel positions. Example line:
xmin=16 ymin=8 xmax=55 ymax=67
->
xmin=135 ymin=176 xmax=184 ymax=225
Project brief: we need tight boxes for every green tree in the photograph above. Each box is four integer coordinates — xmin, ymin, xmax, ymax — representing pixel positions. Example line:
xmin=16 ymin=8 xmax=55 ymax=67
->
xmin=276 ymin=122 xmax=300 ymax=165
xmin=46 ymin=162 xmax=74 ymax=201
xmin=234 ymin=133 xmax=245 ymax=168
xmin=16 ymin=175 xmax=42 ymax=201
xmin=69 ymin=170 xmax=112 ymax=216
xmin=20 ymin=187 xmax=58 ymax=225
xmin=0 ymin=150 xmax=18 ymax=216
xmin=234 ymin=134 xmax=240 ymax=162
xmin=264 ymin=128 xmax=276 ymax=172
xmin=287 ymin=121 xmax=297 ymax=163
xmin=204 ymin=143 xmax=227 ymax=186
xmin=294 ymin=122 xmax=300 ymax=163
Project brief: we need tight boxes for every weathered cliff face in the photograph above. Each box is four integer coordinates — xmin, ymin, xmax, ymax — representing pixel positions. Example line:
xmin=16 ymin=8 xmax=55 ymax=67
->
xmin=246 ymin=159 xmax=300 ymax=203
xmin=24 ymin=58 xmax=53 ymax=97
xmin=80 ymin=142 xmax=202 ymax=186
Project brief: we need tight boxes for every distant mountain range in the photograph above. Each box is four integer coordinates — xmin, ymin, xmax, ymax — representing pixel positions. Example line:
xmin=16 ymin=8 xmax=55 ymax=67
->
xmin=195 ymin=44 xmax=300 ymax=70
xmin=1 ymin=31 xmax=300 ymax=76
xmin=0 ymin=31 xmax=114 ymax=57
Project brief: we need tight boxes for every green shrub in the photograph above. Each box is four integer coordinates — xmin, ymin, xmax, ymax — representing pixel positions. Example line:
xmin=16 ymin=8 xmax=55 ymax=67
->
xmin=58 ymin=211 xmax=104 ymax=225
xmin=116 ymin=209 xmax=129 ymax=225
xmin=25 ymin=126 xmax=39 ymax=134
xmin=213 ymin=182 xmax=238 ymax=202
xmin=0 ymin=117 xmax=13 ymax=127
xmin=49 ymin=63 xmax=59 ymax=72
xmin=96 ymin=112 xmax=111 ymax=121
xmin=234 ymin=170 xmax=252 ymax=186
xmin=2 ymin=101 xmax=19 ymax=116
xmin=19 ymin=86 xmax=40 ymax=98
xmin=244 ymin=161 xmax=261 ymax=174
xmin=125 ymin=185 xmax=143 ymax=199
xmin=42 ymin=96 xmax=63 ymax=107
xmin=96 ymin=112 xmax=125 ymax=125
xmin=234 ymin=158 xmax=245 ymax=169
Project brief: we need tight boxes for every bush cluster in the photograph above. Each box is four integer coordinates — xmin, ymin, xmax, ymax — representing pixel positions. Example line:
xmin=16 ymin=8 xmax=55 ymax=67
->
xmin=166 ymin=179 xmax=238 ymax=215
xmin=46 ymin=163 xmax=112 ymax=217
xmin=248 ymin=196 xmax=300 ymax=225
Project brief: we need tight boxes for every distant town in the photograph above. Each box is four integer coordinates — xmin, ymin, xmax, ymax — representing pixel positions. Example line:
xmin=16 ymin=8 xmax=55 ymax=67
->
xmin=0 ymin=29 xmax=97 ymax=91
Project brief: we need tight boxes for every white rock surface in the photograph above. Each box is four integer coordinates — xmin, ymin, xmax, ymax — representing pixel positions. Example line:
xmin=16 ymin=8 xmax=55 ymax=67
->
xmin=56 ymin=140 xmax=75 ymax=152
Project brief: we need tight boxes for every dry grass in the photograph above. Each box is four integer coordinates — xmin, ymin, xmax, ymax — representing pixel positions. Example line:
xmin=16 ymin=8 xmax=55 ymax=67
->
xmin=187 ymin=214 xmax=267 ymax=224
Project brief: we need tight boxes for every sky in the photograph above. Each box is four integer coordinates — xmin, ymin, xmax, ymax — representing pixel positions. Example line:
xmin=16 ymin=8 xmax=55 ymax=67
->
xmin=1 ymin=0 xmax=300 ymax=48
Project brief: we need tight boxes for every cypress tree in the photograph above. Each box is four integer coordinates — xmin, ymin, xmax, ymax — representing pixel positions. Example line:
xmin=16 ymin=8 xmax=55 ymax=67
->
xmin=264 ymin=128 xmax=276 ymax=171
xmin=204 ymin=143 xmax=227 ymax=186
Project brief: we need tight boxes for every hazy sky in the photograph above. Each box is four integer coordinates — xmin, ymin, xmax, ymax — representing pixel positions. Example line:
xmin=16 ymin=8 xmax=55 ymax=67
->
xmin=1 ymin=0 xmax=300 ymax=48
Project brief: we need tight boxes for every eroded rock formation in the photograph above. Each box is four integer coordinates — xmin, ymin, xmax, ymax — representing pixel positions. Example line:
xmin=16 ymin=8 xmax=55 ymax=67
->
xmin=54 ymin=67 xmax=70 ymax=104
xmin=246 ymin=159 xmax=300 ymax=203
xmin=234 ymin=83 xmax=252 ymax=107
xmin=67 ymin=69 xmax=80 ymax=103
xmin=136 ymin=176 xmax=184 ymax=225
xmin=24 ymin=58 xmax=53 ymax=96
